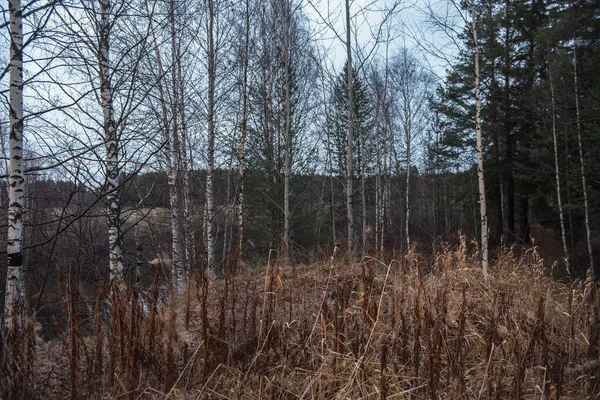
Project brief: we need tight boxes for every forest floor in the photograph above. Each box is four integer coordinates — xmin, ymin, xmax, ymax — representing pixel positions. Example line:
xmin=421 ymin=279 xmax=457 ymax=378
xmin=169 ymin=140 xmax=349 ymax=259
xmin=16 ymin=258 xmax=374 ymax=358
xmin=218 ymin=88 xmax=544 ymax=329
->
xmin=6 ymin=239 xmax=600 ymax=399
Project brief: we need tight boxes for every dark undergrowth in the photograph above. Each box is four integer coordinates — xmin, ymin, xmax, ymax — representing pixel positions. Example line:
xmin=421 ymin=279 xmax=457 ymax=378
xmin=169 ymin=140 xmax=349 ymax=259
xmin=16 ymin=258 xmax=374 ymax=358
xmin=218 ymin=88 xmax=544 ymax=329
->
xmin=3 ymin=238 xmax=600 ymax=399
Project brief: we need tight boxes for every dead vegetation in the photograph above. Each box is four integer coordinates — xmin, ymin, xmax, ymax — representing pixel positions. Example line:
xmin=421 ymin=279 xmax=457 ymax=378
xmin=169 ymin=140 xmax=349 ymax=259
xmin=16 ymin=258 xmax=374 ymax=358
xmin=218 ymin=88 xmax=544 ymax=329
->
xmin=3 ymin=238 xmax=600 ymax=399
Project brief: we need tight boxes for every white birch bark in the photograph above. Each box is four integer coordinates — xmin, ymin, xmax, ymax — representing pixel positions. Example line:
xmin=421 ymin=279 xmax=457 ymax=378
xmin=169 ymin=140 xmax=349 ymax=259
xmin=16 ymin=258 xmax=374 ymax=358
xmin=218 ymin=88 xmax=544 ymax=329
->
xmin=4 ymin=0 xmax=26 ymax=332
xmin=166 ymin=110 xmax=184 ymax=292
xmin=169 ymin=0 xmax=186 ymax=290
xmin=145 ymin=0 xmax=185 ymax=293
xmin=205 ymin=0 xmax=216 ymax=275
xmin=181 ymin=95 xmax=195 ymax=276
xmin=345 ymin=0 xmax=355 ymax=258
xmin=548 ymin=60 xmax=569 ymax=269
xmin=472 ymin=1 xmax=489 ymax=282
xmin=99 ymin=0 xmax=124 ymax=291
xmin=573 ymin=44 xmax=594 ymax=280
xmin=174 ymin=21 xmax=193 ymax=269
xmin=236 ymin=0 xmax=249 ymax=267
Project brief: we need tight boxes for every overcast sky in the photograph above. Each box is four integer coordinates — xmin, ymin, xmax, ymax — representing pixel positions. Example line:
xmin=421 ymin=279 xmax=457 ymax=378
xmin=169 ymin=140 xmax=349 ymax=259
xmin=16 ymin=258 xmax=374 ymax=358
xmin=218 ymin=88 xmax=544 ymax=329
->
xmin=304 ymin=0 xmax=463 ymax=81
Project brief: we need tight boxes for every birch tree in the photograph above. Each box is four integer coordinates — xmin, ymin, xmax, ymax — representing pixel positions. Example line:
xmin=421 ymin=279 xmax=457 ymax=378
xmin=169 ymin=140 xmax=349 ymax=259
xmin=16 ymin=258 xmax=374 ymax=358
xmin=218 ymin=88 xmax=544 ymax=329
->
xmin=390 ymin=49 xmax=434 ymax=250
xmin=205 ymin=0 xmax=216 ymax=275
xmin=53 ymin=0 xmax=154 ymax=294
xmin=573 ymin=43 xmax=594 ymax=280
xmin=236 ymin=0 xmax=250 ymax=267
xmin=344 ymin=0 xmax=355 ymax=258
xmin=4 ymin=0 xmax=26 ymax=331
xmin=99 ymin=0 xmax=125 ymax=291
xmin=547 ymin=58 xmax=569 ymax=269
xmin=143 ymin=0 xmax=190 ymax=292
xmin=282 ymin=0 xmax=292 ymax=256
xmin=472 ymin=0 xmax=489 ymax=282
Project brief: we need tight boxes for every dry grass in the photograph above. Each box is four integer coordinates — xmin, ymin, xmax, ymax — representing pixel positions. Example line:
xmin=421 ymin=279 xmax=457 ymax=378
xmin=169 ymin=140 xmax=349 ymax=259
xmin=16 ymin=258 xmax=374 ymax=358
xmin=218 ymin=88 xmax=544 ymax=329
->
xmin=8 ymin=238 xmax=600 ymax=399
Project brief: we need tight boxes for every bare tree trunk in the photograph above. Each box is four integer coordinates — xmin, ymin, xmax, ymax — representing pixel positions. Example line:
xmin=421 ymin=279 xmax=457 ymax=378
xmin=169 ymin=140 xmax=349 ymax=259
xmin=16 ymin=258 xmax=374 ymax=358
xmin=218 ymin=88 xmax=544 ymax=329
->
xmin=402 ymin=67 xmax=412 ymax=250
xmin=146 ymin=0 xmax=185 ymax=292
xmin=236 ymin=0 xmax=250 ymax=268
xmin=169 ymin=0 xmax=186 ymax=291
xmin=223 ymin=168 xmax=232 ymax=267
xmin=405 ymin=136 xmax=411 ymax=249
xmin=4 ymin=0 xmax=26 ymax=331
xmin=564 ymin=119 xmax=576 ymax=269
xmin=345 ymin=0 xmax=355 ymax=259
xmin=382 ymin=53 xmax=391 ymax=257
xmin=472 ymin=1 xmax=489 ymax=282
xmin=361 ymin=133 xmax=367 ymax=255
xmin=177 ymin=35 xmax=195 ymax=279
xmin=325 ymin=111 xmax=336 ymax=246
xmin=573 ymin=43 xmax=594 ymax=280
xmin=375 ymin=153 xmax=381 ymax=254
xmin=182 ymin=129 xmax=194 ymax=275
xmin=548 ymin=60 xmax=569 ymax=269
xmin=134 ymin=225 xmax=142 ymax=291
xmin=321 ymin=71 xmax=336 ymax=247
xmin=100 ymin=0 xmax=124 ymax=292
xmin=373 ymin=69 xmax=384 ymax=257
xmin=283 ymin=0 xmax=292 ymax=257
xmin=205 ymin=0 xmax=216 ymax=275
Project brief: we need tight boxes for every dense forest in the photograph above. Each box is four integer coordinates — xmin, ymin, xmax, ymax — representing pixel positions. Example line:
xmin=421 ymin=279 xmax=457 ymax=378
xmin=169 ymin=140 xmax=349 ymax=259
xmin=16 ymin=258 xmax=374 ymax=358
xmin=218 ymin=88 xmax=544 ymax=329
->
xmin=1 ymin=0 xmax=599 ymax=397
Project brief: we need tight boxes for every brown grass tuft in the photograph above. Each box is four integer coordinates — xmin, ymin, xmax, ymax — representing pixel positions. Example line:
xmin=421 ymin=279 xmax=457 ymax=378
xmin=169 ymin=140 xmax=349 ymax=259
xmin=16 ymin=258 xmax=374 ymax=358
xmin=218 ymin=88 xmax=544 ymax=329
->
xmin=28 ymin=243 xmax=600 ymax=398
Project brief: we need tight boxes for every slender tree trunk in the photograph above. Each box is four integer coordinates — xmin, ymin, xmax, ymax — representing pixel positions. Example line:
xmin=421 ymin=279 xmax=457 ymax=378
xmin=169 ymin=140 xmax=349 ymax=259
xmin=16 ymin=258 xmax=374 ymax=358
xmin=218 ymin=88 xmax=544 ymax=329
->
xmin=205 ymin=0 xmax=216 ymax=275
xmin=402 ymin=69 xmax=412 ymax=250
xmin=146 ymin=0 xmax=185 ymax=292
xmin=374 ymin=92 xmax=382 ymax=255
xmin=169 ymin=0 xmax=186 ymax=291
xmin=548 ymin=59 xmax=569 ymax=269
xmin=573 ymin=43 xmax=594 ymax=279
xmin=382 ymin=53 xmax=391 ymax=256
xmin=361 ymin=133 xmax=367 ymax=255
xmin=315 ymin=180 xmax=325 ymax=245
xmin=345 ymin=0 xmax=355 ymax=258
xmin=375 ymin=153 xmax=381 ymax=254
xmin=283 ymin=0 xmax=292 ymax=257
xmin=564 ymin=119 xmax=576 ymax=269
xmin=501 ymin=0 xmax=513 ymax=241
xmin=169 ymin=171 xmax=183 ymax=290
xmin=325 ymin=95 xmax=336 ymax=246
xmin=374 ymin=87 xmax=381 ymax=255
xmin=134 ymin=225 xmax=142 ymax=291
xmin=177 ymin=37 xmax=195 ymax=278
xmin=4 ymin=0 xmax=26 ymax=331
xmin=223 ymin=168 xmax=232 ymax=266
xmin=100 ymin=0 xmax=124 ymax=292
xmin=406 ymin=137 xmax=411 ymax=249
xmin=472 ymin=0 xmax=489 ymax=282
xmin=259 ymin=2 xmax=276 ymax=245
xmin=236 ymin=0 xmax=250 ymax=268
xmin=182 ymin=134 xmax=194 ymax=275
